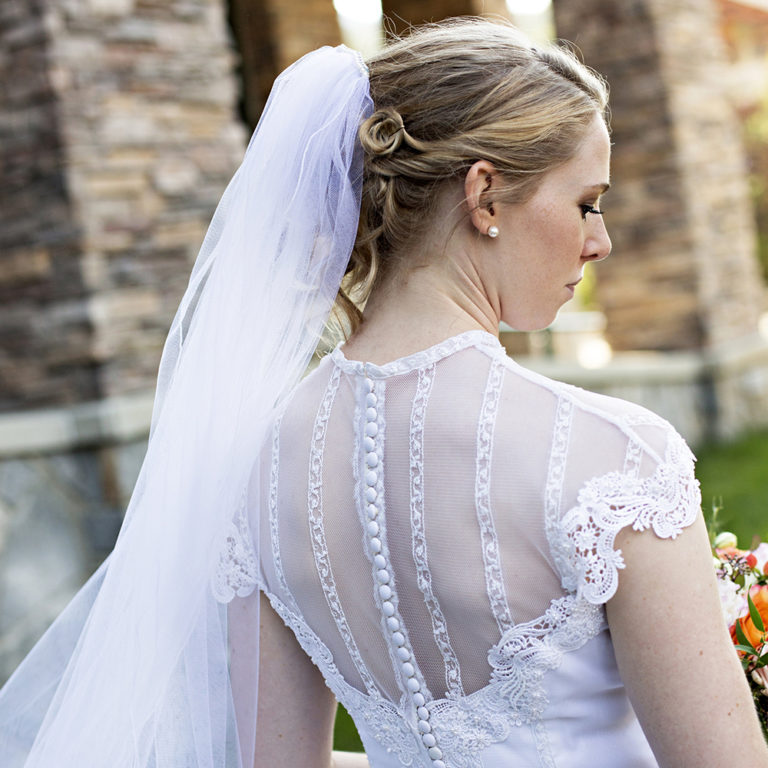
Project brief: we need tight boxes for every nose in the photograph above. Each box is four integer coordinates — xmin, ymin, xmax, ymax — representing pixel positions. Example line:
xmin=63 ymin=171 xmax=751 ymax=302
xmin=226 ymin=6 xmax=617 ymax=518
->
xmin=582 ymin=216 xmax=611 ymax=263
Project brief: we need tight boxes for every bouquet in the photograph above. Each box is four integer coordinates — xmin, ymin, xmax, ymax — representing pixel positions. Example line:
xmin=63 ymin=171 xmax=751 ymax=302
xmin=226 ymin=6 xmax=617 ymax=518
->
xmin=712 ymin=529 xmax=768 ymax=737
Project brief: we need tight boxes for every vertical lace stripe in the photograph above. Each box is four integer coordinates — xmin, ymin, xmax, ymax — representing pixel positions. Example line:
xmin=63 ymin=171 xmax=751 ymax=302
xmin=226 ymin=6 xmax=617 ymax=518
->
xmin=544 ymin=395 xmax=574 ymax=547
xmin=410 ymin=364 xmax=464 ymax=699
xmin=363 ymin=378 xmax=434 ymax=706
xmin=623 ymin=438 xmax=643 ymax=477
xmin=268 ymin=414 xmax=301 ymax=614
xmin=309 ymin=365 xmax=379 ymax=695
xmin=475 ymin=357 xmax=514 ymax=635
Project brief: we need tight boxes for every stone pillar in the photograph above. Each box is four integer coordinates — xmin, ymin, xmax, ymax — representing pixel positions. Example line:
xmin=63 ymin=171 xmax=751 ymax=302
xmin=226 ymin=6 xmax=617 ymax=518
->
xmin=381 ymin=0 xmax=511 ymax=34
xmin=0 ymin=0 xmax=246 ymax=411
xmin=553 ymin=0 xmax=765 ymax=351
xmin=229 ymin=0 xmax=341 ymax=129
xmin=0 ymin=1 xmax=98 ymax=410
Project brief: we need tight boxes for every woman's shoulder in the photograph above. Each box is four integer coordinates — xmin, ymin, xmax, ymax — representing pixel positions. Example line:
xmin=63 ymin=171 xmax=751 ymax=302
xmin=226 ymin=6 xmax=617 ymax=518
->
xmin=494 ymin=348 xmax=689 ymax=461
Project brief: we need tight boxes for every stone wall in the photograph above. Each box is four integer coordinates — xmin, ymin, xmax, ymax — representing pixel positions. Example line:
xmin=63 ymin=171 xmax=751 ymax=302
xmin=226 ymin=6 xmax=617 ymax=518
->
xmin=0 ymin=0 xmax=99 ymax=410
xmin=0 ymin=0 xmax=246 ymax=412
xmin=0 ymin=434 xmax=145 ymax=681
xmin=0 ymin=0 xmax=245 ymax=685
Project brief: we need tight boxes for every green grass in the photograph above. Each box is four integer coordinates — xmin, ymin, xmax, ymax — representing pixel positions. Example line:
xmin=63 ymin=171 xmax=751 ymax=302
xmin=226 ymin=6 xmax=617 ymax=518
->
xmin=696 ymin=430 xmax=768 ymax=547
xmin=332 ymin=429 xmax=768 ymax=750
xmin=334 ymin=704 xmax=364 ymax=752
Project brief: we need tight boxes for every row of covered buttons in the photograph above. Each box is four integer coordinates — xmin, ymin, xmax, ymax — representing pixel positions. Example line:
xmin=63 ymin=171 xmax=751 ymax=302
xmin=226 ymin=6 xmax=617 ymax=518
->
xmin=363 ymin=377 xmax=446 ymax=768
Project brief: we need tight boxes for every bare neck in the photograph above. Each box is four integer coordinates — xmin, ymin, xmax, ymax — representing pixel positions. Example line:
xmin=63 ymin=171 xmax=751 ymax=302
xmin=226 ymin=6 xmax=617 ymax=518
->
xmin=340 ymin=251 xmax=500 ymax=366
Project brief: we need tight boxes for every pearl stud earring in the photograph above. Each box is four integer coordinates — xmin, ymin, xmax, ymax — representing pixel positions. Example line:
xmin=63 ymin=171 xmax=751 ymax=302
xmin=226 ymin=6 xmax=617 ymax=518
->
xmin=487 ymin=225 xmax=499 ymax=239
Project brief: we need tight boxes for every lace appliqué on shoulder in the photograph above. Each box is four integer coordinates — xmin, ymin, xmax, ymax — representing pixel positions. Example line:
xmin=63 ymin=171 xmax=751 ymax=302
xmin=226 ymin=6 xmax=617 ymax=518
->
xmin=554 ymin=429 xmax=701 ymax=603
xmin=212 ymin=489 xmax=259 ymax=603
xmin=428 ymin=595 xmax=604 ymax=768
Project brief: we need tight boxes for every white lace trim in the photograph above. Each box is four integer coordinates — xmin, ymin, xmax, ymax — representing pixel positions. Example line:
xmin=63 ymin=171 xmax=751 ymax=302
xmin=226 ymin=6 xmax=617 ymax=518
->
xmin=212 ymin=486 xmax=259 ymax=603
xmin=309 ymin=365 xmax=380 ymax=695
xmin=263 ymin=589 xmax=423 ymax=766
xmin=264 ymin=586 xmax=605 ymax=768
xmin=427 ymin=595 xmax=604 ymax=767
xmin=554 ymin=429 xmax=700 ymax=603
xmin=544 ymin=395 xmax=574 ymax=554
xmin=330 ymin=330 xmax=501 ymax=378
xmin=268 ymin=414 xmax=301 ymax=614
xmin=410 ymin=364 xmax=464 ymax=700
xmin=623 ymin=438 xmax=643 ymax=477
xmin=365 ymin=379 xmax=433 ymax=705
xmin=475 ymin=357 xmax=513 ymax=635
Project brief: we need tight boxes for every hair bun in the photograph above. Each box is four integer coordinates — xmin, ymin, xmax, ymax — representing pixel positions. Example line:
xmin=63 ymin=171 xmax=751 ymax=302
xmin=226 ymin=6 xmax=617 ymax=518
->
xmin=362 ymin=108 xmax=406 ymax=156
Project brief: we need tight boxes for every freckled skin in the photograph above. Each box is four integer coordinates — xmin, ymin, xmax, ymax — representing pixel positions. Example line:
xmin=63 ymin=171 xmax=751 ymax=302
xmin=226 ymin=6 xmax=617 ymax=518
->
xmin=487 ymin=113 xmax=612 ymax=332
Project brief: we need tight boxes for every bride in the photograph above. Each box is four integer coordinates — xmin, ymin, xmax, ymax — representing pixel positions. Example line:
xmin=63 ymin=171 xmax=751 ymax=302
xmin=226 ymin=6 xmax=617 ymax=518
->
xmin=1 ymin=17 xmax=766 ymax=768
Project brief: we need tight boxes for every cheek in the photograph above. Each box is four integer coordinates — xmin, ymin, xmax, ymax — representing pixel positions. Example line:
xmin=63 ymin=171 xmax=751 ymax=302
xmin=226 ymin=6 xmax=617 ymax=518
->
xmin=527 ymin=212 xmax=580 ymax=269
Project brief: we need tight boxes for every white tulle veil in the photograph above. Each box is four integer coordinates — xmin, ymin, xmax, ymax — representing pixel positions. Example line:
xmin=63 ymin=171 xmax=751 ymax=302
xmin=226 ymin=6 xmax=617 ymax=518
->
xmin=0 ymin=44 xmax=372 ymax=767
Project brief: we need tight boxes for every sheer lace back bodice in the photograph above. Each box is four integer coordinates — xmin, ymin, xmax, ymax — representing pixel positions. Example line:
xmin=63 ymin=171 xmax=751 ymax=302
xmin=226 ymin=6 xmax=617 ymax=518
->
xmin=230 ymin=331 xmax=699 ymax=768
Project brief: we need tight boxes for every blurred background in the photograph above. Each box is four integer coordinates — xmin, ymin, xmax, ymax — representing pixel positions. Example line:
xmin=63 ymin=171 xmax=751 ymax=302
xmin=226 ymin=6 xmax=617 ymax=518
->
xmin=0 ymin=0 xmax=767 ymax=726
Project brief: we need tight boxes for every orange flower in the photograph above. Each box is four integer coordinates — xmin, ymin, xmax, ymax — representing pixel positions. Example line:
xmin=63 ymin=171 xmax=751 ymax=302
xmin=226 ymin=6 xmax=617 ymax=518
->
xmin=733 ymin=585 xmax=768 ymax=650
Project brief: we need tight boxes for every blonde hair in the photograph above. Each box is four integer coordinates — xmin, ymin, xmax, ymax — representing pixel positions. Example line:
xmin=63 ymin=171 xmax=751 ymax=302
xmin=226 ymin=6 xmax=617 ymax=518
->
xmin=337 ymin=17 xmax=609 ymax=333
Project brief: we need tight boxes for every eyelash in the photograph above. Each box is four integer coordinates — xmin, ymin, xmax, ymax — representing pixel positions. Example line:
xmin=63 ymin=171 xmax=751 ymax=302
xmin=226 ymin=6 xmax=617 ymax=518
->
xmin=579 ymin=204 xmax=603 ymax=220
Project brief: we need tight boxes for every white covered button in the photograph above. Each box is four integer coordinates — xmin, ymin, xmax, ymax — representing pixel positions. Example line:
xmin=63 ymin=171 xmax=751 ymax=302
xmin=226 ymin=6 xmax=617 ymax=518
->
xmin=365 ymin=452 xmax=378 ymax=468
xmin=379 ymin=584 xmax=392 ymax=600
xmin=366 ymin=407 xmax=377 ymax=421
xmin=428 ymin=747 xmax=443 ymax=760
xmin=376 ymin=569 xmax=390 ymax=584
xmin=401 ymin=662 xmax=415 ymax=678
xmin=365 ymin=470 xmax=377 ymax=486
xmin=406 ymin=677 xmax=420 ymax=693
xmin=367 ymin=520 xmax=380 ymax=536
xmin=413 ymin=692 xmax=425 ymax=707
xmin=432 ymin=761 xmax=446 ymax=768
xmin=370 ymin=537 xmax=382 ymax=554
xmin=391 ymin=631 xmax=405 ymax=646
xmin=365 ymin=422 xmax=378 ymax=437
xmin=382 ymin=600 xmax=395 ymax=617
xmin=374 ymin=554 xmax=386 ymax=569
xmin=364 ymin=378 xmax=374 ymax=392
xmin=417 ymin=719 xmax=431 ymax=734
xmin=367 ymin=504 xmax=378 ymax=520
xmin=363 ymin=436 xmax=375 ymax=452
xmin=417 ymin=706 xmax=429 ymax=721
xmin=386 ymin=616 xmax=399 ymax=631
xmin=366 ymin=392 xmax=377 ymax=407
xmin=396 ymin=646 xmax=410 ymax=661
xmin=422 ymin=733 xmax=436 ymax=748
xmin=364 ymin=487 xmax=377 ymax=503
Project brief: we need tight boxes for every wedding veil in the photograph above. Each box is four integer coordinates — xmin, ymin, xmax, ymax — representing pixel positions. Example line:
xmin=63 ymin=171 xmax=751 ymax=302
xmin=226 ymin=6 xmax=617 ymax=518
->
xmin=0 ymin=45 xmax=373 ymax=767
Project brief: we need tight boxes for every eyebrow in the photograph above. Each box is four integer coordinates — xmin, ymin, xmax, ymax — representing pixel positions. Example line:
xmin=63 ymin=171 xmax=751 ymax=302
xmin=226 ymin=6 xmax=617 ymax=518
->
xmin=584 ymin=183 xmax=611 ymax=194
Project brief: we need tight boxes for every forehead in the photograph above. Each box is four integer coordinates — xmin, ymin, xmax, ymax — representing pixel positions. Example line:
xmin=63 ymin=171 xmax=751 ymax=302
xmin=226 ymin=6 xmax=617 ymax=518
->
xmin=540 ymin=115 xmax=611 ymax=192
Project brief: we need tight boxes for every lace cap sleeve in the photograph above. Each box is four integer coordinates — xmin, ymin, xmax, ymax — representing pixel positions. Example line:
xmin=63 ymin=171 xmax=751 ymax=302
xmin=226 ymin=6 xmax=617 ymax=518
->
xmin=553 ymin=423 xmax=701 ymax=605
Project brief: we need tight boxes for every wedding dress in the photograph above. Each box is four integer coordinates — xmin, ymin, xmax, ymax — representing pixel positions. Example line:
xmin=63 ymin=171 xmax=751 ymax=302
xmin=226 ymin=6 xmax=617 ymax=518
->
xmin=217 ymin=329 xmax=700 ymax=768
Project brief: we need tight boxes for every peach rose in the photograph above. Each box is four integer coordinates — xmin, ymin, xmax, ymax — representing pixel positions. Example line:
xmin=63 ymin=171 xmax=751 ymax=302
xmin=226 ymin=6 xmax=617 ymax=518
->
xmin=733 ymin=585 xmax=768 ymax=650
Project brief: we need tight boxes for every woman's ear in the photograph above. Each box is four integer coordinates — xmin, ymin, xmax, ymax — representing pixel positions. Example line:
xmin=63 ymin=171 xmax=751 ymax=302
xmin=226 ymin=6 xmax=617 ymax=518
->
xmin=465 ymin=160 xmax=498 ymax=237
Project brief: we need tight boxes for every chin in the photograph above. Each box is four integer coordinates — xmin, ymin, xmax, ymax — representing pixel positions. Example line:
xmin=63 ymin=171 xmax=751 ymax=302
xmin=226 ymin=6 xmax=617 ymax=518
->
xmin=502 ymin=311 xmax=558 ymax=333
